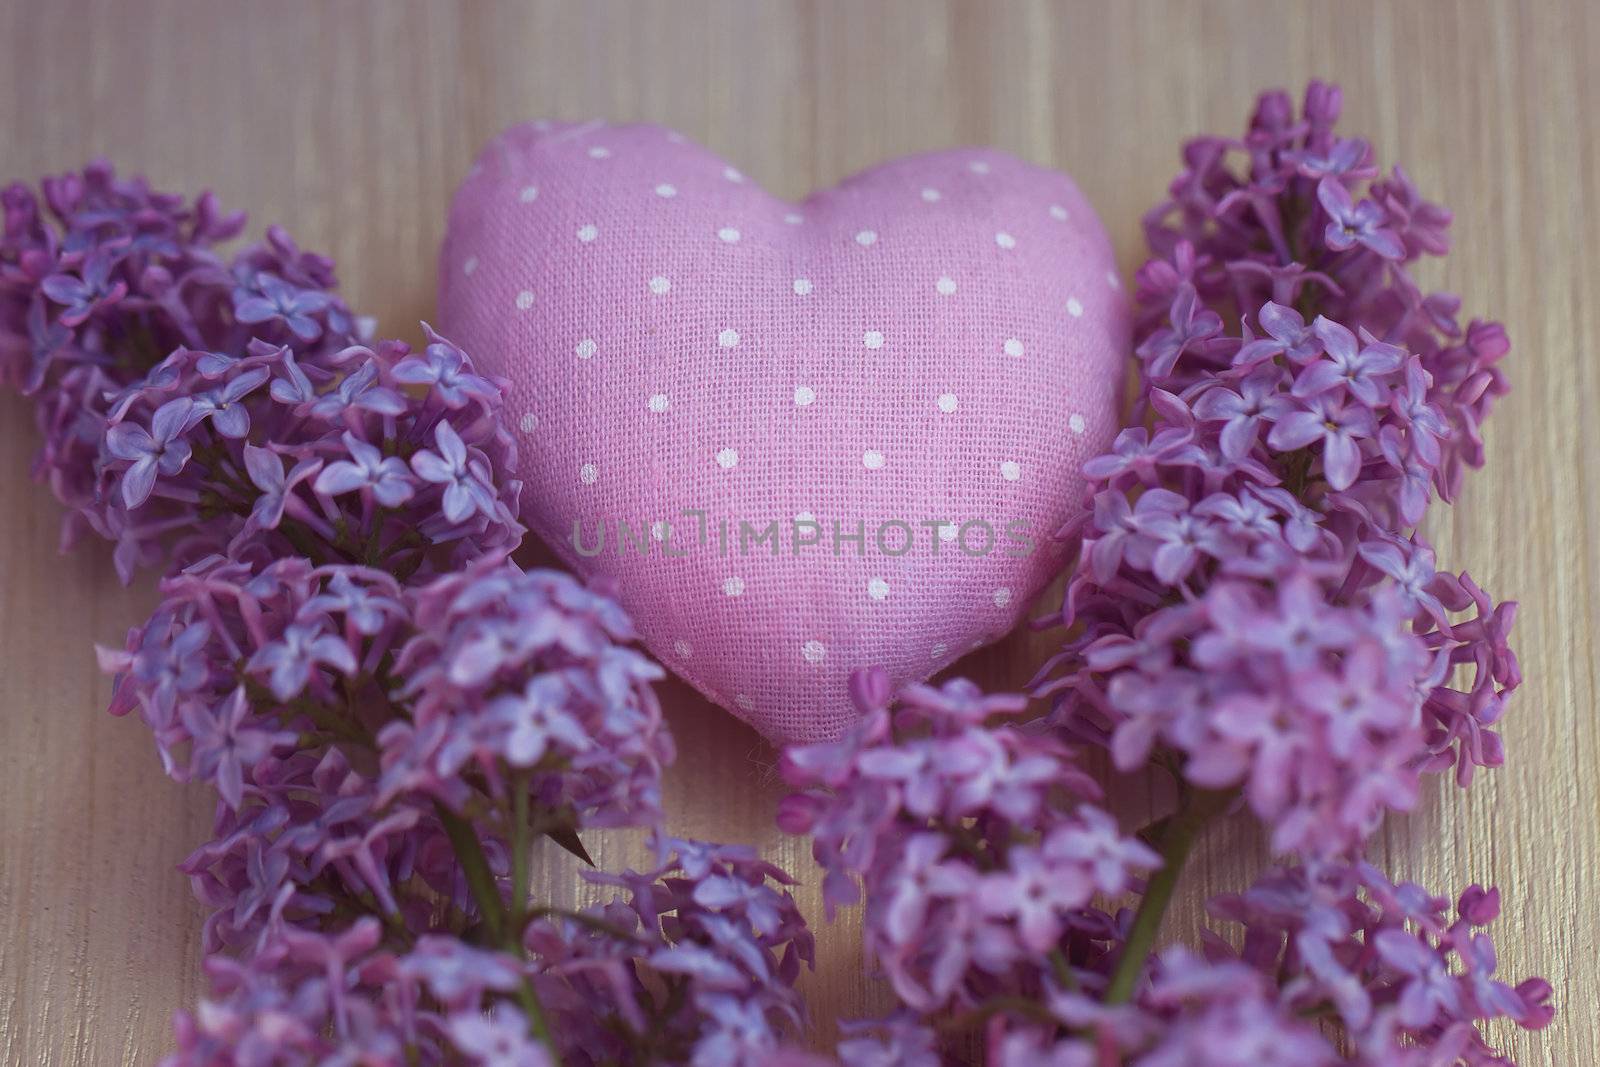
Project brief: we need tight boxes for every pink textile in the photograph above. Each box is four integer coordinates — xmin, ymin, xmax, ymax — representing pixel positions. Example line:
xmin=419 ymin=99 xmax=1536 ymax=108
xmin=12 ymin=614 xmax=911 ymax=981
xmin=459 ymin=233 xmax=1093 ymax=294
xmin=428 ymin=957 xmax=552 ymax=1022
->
xmin=439 ymin=121 xmax=1129 ymax=745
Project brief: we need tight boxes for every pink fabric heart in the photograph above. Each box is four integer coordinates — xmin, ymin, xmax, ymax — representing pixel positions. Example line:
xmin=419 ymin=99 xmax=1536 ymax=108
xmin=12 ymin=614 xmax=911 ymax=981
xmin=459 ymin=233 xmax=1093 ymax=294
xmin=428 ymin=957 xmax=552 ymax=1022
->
xmin=439 ymin=121 xmax=1128 ymax=745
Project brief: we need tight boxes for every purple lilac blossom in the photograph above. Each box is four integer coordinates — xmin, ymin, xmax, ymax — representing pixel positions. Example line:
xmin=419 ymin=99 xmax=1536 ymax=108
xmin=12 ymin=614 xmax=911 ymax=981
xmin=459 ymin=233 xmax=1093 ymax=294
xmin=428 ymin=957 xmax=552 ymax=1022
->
xmin=787 ymin=82 xmax=1550 ymax=1067
xmin=1040 ymin=81 xmax=1523 ymax=859
xmin=6 ymin=161 xmax=816 ymax=1065
xmin=781 ymin=670 xmax=1157 ymax=1015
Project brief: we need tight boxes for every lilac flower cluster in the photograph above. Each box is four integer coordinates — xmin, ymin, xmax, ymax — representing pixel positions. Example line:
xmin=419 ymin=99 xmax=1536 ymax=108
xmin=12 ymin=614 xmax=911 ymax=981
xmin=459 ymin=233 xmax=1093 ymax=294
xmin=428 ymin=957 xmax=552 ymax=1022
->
xmin=527 ymin=838 xmax=815 ymax=1064
xmin=776 ymin=83 xmax=1551 ymax=1065
xmin=3 ymin=164 xmax=371 ymax=573
xmin=4 ymin=163 xmax=814 ymax=1065
xmin=780 ymin=671 xmax=1158 ymax=1053
xmin=971 ymin=860 xmax=1551 ymax=1066
xmin=1026 ymin=80 xmax=1545 ymax=1061
xmin=1042 ymin=80 xmax=1519 ymax=856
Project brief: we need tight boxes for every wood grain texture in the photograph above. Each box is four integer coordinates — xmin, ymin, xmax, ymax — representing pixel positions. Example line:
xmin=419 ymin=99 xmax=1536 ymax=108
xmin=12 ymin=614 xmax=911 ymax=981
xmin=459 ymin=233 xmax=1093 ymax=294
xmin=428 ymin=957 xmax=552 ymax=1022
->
xmin=1 ymin=1 xmax=1595 ymax=1063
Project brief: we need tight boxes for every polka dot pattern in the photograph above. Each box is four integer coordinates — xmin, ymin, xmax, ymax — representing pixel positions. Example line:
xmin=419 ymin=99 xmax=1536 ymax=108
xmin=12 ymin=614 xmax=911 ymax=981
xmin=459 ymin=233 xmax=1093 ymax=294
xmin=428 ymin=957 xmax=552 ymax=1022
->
xmin=440 ymin=121 xmax=1129 ymax=746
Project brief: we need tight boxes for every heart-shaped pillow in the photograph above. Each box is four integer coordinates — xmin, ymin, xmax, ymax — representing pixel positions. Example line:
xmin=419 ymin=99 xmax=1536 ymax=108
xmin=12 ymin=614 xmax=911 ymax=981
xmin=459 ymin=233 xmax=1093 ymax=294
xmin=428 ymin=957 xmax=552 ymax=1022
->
xmin=439 ymin=121 xmax=1128 ymax=745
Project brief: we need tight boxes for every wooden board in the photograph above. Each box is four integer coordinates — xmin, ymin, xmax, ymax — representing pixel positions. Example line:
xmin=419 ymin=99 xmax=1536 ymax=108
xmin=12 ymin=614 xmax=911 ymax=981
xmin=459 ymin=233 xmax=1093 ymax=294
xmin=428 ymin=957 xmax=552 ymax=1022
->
xmin=1 ymin=2 xmax=1594 ymax=1063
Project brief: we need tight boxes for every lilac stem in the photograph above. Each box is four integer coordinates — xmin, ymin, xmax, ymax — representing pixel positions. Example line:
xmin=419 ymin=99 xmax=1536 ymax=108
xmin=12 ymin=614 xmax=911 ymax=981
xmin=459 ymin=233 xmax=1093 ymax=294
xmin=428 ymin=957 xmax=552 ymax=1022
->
xmin=1103 ymin=788 xmax=1231 ymax=1004
xmin=436 ymin=803 xmax=559 ymax=1059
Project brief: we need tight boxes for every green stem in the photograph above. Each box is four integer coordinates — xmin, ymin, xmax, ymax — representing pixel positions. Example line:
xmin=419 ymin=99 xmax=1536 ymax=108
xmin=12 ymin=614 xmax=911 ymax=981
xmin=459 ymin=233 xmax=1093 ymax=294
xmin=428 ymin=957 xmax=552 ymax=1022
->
xmin=434 ymin=802 xmax=559 ymax=1060
xmin=1103 ymin=788 xmax=1231 ymax=1004
xmin=1048 ymin=947 xmax=1078 ymax=992
xmin=436 ymin=803 xmax=506 ymax=944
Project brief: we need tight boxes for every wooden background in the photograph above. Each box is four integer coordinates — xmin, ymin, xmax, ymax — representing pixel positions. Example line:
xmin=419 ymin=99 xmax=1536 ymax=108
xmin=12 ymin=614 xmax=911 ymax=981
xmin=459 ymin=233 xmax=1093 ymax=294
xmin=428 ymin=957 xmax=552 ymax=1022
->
xmin=1 ymin=2 xmax=1595 ymax=1063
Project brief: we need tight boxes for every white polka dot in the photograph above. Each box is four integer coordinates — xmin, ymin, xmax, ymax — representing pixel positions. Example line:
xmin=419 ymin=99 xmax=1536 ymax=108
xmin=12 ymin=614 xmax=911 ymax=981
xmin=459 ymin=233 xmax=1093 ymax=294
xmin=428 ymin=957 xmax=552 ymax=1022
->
xmin=723 ymin=576 xmax=745 ymax=597
xmin=655 ymin=183 xmax=677 ymax=198
xmin=921 ymin=187 xmax=942 ymax=202
xmin=1003 ymin=338 xmax=1025 ymax=357
xmin=936 ymin=276 xmax=958 ymax=295
xmin=1000 ymin=460 xmax=1022 ymax=482
xmin=795 ymin=511 xmax=816 ymax=525
xmin=673 ymin=639 xmax=692 ymax=658
xmin=723 ymin=166 xmax=745 ymax=183
xmin=937 ymin=522 xmax=958 ymax=543
xmin=1107 ymin=270 xmax=1122 ymax=290
xmin=718 ymin=227 xmax=741 ymax=243
xmin=735 ymin=693 xmax=755 ymax=711
xmin=1069 ymin=413 xmax=1087 ymax=434
xmin=1067 ymin=297 xmax=1084 ymax=318
xmin=863 ymin=330 xmax=885 ymax=349
xmin=519 ymin=186 xmax=539 ymax=203
xmin=588 ymin=146 xmax=611 ymax=159
xmin=794 ymin=385 xmax=816 ymax=407
xmin=867 ymin=578 xmax=890 ymax=601
xmin=784 ymin=213 xmax=804 ymax=225
xmin=462 ymin=256 xmax=478 ymax=277
xmin=716 ymin=448 xmax=739 ymax=469
xmin=648 ymin=393 xmax=670 ymax=413
xmin=995 ymin=232 xmax=1017 ymax=249
xmin=793 ymin=278 xmax=813 ymax=296
xmin=515 ymin=290 xmax=535 ymax=310
xmin=519 ymin=411 xmax=538 ymax=433
xmin=649 ymin=276 xmax=671 ymax=294
xmin=969 ymin=161 xmax=991 ymax=174
xmin=937 ymin=393 xmax=959 ymax=413
xmin=577 ymin=224 xmax=598 ymax=243
xmin=993 ymin=587 xmax=1013 ymax=607
xmin=862 ymin=450 xmax=885 ymax=470
xmin=651 ymin=520 xmax=670 ymax=542
xmin=801 ymin=640 xmax=826 ymax=664
xmin=576 ymin=338 xmax=598 ymax=360
xmin=1049 ymin=204 xmax=1069 ymax=221
xmin=930 ymin=642 xmax=948 ymax=659
xmin=579 ymin=463 xmax=598 ymax=485
xmin=855 ymin=229 xmax=878 ymax=246
xmin=718 ymin=329 xmax=740 ymax=348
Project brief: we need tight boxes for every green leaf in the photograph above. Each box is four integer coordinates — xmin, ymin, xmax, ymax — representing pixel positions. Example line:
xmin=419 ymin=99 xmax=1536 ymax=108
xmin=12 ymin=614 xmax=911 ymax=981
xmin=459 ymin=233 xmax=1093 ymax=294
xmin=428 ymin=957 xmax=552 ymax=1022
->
xmin=545 ymin=825 xmax=594 ymax=866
